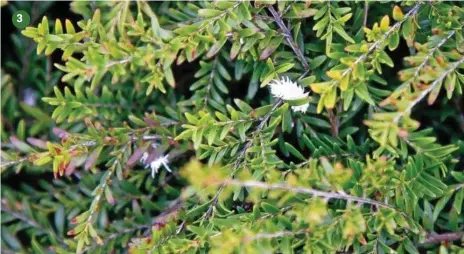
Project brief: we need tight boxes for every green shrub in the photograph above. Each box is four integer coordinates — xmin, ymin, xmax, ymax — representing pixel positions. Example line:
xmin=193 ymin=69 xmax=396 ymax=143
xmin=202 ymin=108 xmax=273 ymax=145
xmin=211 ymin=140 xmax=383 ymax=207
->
xmin=2 ymin=1 xmax=464 ymax=253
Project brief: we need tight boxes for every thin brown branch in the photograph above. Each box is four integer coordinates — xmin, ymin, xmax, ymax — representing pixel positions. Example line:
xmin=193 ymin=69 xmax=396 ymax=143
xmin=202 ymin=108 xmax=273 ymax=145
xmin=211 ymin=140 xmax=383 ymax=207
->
xmin=131 ymin=134 xmax=174 ymax=142
xmin=268 ymin=6 xmax=309 ymax=71
xmin=243 ymin=229 xmax=309 ymax=243
xmin=327 ymin=108 xmax=339 ymax=138
xmin=363 ymin=1 xmax=369 ymax=27
xmin=1 ymin=157 xmax=29 ymax=168
xmin=423 ymin=232 xmax=464 ymax=245
xmin=222 ymin=179 xmax=403 ymax=213
xmin=105 ymin=57 xmax=133 ymax=69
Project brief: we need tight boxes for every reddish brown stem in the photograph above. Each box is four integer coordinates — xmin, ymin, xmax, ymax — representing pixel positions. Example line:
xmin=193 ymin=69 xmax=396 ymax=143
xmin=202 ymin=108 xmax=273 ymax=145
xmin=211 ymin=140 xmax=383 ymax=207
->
xmin=328 ymin=109 xmax=339 ymax=138
xmin=423 ymin=232 xmax=464 ymax=245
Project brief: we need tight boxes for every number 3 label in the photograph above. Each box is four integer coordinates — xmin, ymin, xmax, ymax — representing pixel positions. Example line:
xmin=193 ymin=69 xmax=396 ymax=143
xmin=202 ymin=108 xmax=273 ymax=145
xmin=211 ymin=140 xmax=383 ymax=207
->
xmin=12 ymin=10 xmax=30 ymax=29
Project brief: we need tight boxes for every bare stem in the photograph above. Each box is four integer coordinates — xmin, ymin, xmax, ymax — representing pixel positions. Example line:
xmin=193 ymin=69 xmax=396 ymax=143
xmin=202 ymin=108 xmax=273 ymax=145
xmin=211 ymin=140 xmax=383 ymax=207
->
xmin=268 ymin=6 xmax=309 ymax=71
xmin=105 ymin=57 xmax=133 ymax=69
xmin=83 ymin=102 xmax=126 ymax=109
xmin=1 ymin=157 xmax=28 ymax=168
xmin=222 ymin=179 xmax=402 ymax=212
xmin=423 ymin=232 xmax=464 ymax=245
xmin=363 ymin=1 xmax=369 ymax=27
xmin=243 ymin=229 xmax=309 ymax=243
xmin=327 ymin=108 xmax=339 ymax=138
xmin=131 ymin=134 xmax=174 ymax=142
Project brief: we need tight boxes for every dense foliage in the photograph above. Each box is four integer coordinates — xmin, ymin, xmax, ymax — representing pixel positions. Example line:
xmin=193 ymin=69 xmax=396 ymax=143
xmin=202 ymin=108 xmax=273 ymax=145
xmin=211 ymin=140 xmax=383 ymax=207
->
xmin=1 ymin=1 xmax=464 ymax=253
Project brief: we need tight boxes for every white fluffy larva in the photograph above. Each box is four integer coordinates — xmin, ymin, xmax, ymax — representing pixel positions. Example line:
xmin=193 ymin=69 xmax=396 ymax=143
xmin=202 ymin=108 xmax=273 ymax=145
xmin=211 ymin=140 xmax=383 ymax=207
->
xmin=269 ymin=76 xmax=310 ymax=113
xmin=140 ymin=153 xmax=171 ymax=179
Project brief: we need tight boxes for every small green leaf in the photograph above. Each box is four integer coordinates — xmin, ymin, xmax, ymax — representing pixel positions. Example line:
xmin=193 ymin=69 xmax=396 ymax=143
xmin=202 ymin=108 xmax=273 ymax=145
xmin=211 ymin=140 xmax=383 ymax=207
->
xmin=262 ymin=202 xmax=279 ymax=214
xmin=207 ymin=37 xmax=227 ymax=58
xmin=334 ymin=26 xmax=354 ymax=43
xmin=453 ymin=188 xmax=464 ymax=214
xmin=284 ymin=142 xmax=305 ymax=160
